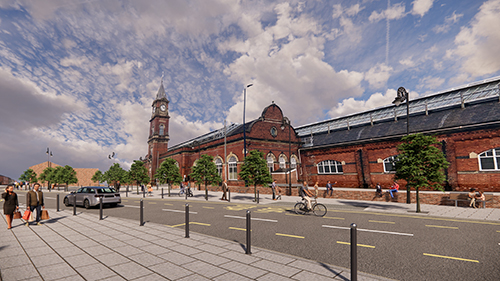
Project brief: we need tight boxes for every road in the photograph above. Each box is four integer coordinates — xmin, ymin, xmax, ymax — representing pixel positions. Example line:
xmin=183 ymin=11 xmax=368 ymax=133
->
xmin=14 ymin=191 xmax=500 ymax=280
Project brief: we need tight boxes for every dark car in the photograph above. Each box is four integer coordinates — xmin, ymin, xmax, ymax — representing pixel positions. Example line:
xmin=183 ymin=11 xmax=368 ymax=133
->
xmin=64 ymin=186 xmax=121 ymax=209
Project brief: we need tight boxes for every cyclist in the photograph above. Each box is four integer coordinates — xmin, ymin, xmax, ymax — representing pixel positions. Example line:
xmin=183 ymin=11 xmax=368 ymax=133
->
xmin=299 ymin=181 xmax=314 ymax=211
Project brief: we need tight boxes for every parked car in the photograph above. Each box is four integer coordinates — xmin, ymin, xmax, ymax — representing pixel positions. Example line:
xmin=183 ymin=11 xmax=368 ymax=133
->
xmin=64 ymin=186 xmax=121 ymax=209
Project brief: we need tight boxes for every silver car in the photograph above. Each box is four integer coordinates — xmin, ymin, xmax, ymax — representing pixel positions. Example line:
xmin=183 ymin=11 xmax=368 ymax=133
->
xmin=64 ymin=186 xmax=121 ymax=209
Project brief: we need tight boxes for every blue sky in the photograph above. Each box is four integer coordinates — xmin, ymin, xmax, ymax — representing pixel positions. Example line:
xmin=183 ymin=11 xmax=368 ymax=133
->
xmin=1 ymin=0 xmax=499 ymax=179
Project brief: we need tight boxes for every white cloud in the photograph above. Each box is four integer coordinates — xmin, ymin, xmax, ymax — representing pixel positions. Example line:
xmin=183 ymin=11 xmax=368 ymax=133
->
xmin=418 ymin=76 xmax=445 ymax=89
xmin=328 ymin=89 xmax=398 ymax=117
xmin=446 ymin=0 xmax=500 ymax=77
xmin=399 ymin=57 xmax=415 ymax=67
xmin=364 ymin=63 xmax=393 ymax=89
xmin=433 ymin=11 xmax=463 ymax=33
xmin=411 ymin=0 xmax=434 ymax=17
xmin=369 ymin=3 xmax=406 ymax=22
xmin=346 ymin=4 xmax=365 ymax=17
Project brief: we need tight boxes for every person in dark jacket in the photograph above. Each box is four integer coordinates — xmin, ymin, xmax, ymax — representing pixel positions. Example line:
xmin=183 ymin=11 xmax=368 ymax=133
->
xmin=2 ymin=184 xmax=19 ymax=229
xmin=26 ymin=183 xmax=44 ymax=226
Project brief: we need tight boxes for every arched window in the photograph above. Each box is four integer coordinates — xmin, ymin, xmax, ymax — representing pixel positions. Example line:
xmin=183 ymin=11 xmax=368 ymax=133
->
xmin=317 ymin=160 xmax=343 ymax=174
xmin=151 ymin=125 xmax=155 ymax=136
xmin=291 ymin=156 xmax=297 ymax=169
xmin=383 ymin=155 xmax=398 ymax=173
xmin=228 ymin=156 xmax=237 ymax=180
xmin=215 ymin=157 xmax=223 ymax=176
xmin=478 ymin=148 xmax=500 ymax=171
xmin=279 ymin=154 xmax=286 ymax=169
xmin=159 ymin=124 xmax=165 ymax=136
xmin=267 ymin=154 xmax=275 ymax=172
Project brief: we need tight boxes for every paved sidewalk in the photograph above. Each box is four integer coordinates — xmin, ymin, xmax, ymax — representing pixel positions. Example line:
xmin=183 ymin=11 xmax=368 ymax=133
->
xmin=1 ymin=208 xmax=391 ymax=281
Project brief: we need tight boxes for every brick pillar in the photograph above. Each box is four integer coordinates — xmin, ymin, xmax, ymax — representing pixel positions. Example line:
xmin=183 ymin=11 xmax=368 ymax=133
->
xmin=444 ymin=139 xmax=459 ymax=190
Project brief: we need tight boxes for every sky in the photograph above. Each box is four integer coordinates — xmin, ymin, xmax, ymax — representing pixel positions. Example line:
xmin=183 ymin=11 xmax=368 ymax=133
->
xmin=1 ymin=0 xmax=500 ymax=180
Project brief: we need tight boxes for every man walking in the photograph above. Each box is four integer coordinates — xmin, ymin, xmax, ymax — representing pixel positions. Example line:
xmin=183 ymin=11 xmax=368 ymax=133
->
xmin=221 ymin=179 xmax=228 ymax=201
xmin=271 ymin=180 xmax=277 ymax=200
xmin=26 ymin=183 xmax=44 ymax=226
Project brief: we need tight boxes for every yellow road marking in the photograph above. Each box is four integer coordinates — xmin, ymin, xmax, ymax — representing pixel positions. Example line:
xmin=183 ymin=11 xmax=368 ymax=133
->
xmin=167 ymin=222 xmax=211 ymax=228
xmin=496 ymin=230 xmax=500 ymax=233
xmin=324 ymin=216 xmax=345 ymax=220
xmin=255 ymin=207 xmax=286 ymax=213
xmin=336 ymin=241 xmax=375 ymax=248
xmin=329 ymin=209 xmax=500 ymax=226
xmin=229 ymin=227 xmax=250 ymax=231
xmin=285 ymin=213 xmax=305 ymax=217
xmin=224 ymin=205 xmax=257 ymax=211
xmin=425 ymin=225 xmax=458 ymax=229
xmin=164 ymin=203 xmax=173 ymax=206
xmin=423 ymin=253 xmax=478 ymax=263
xmin=369 ymin=220 xmax=395 ymax=224
xmin=148 ymin=202 xmax=157 ymax=204
xmin=167 ymin=223 xmax=185 ymax=228
xmin=203 ymin=206 xmax=215 ymax=209
xmin=276 ymin=233 xmax=304 ymax=239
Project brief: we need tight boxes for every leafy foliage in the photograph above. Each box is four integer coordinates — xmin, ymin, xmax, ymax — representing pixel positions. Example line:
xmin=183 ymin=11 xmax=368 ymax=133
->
xmin=103 ymin=163 xmax=127 ymax=186
xmin=394 ymin=134 xmax=449 ymax=212
xmin=239 ymin=150 xmax=273 ymax=200
xmin=190 ymin=154 xmax=221 ymax=189
xmin=155 ymin=158 xmax=182 ymax=185
xmin=128 ymin=160 xmax=150 ymax=187
xmin=39 ymin=167 xmax=55 ymax=186
xmin=19 ymin=169 xmax=37 ymax=183
xmin=91 ymin=170 xmax=103 ymax=186
xmin=56 ymin=165 xmax=78 ymax=186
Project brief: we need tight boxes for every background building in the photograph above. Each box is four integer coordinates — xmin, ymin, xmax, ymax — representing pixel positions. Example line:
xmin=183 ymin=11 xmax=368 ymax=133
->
xmin=29 ymin=162 xmax=99 ymax=187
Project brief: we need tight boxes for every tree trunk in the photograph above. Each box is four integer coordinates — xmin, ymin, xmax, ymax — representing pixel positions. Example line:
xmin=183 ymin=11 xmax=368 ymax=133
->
xmin=416 ymin=187 xmax=421 ymax=213
xmin=254 ymin=184 xmax=257 ymax=202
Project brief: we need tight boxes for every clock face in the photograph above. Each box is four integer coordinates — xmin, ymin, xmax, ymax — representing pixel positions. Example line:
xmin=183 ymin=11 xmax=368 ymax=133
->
xmin=160 ymin=104 xmax=166 ymax=111
xmin=270 ymin=126 xmax=278 ymax=137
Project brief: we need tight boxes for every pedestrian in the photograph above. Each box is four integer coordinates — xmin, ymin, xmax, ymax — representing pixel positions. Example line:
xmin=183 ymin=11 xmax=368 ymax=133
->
xmin=468 ymin=188 xmax=476 ymax=208
xmin=389 ymin=181 xmax=399 ymax=198
xmin=475 ymin=190 xmax=485 ymax=208
xmin=147 ymin=183 xmax=153 ymax=196
xmin=115 ymin=180 xmax=121 ymax=192
xmin=221 ymin=179 xmax=228 ymax=200
xmin=313 ymin=181 xmax=319 ymax=199
xmin=271 ymin=180 xmax=277 ymax=200
xmin=26 ymin=183 xmax=44 ymax=226
xmin=376 ymin=183 xmax=382 ymax=197
xmin=324 ymin=180 xmax=337 ymax=197
xmin=2 ymin=184 xmax=19 ymax=229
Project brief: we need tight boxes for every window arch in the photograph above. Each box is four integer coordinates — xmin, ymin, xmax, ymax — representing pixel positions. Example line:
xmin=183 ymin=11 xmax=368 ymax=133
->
xmin=317 ymin=160 xmax=343 ymax=174
xmin=267 ymin=154 xmax=275 ymax=172
xmin=279 ymin=154 xmax=287 ymax=169
xmin=228 ymin=156 xmax=238 ymax=180
xmin=159 ymin=124 xmax=165 ymax=136
xmin=478 ymin=148 xmax=500 ymax=171
xmin=151 ymin=125 xmax=155 ymax=136
xmin=215 ymin=157 xmax=223 ymax=176
xmin=290 ymin=155 xmax=298 ymax=169
xmin=383 ymin=155 xmax=398 ymax=173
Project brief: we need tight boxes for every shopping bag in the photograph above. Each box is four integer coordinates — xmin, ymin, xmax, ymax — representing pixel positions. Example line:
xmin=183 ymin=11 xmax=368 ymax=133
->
xmin=22 ymin=210 xmax=31 ymax=220
xmin=29 ymin=211 xmax=35 ymax=222
xmin=41 ymin=210 xmax=50 ymax=220
xmin=13 ymin=211 xmax=22 ymax=219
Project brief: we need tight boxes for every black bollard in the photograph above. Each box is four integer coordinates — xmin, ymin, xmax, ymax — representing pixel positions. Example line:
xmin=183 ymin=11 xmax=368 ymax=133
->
xmin=56 ymin=194 xmax=60 ymax=212
xmin=73 ymin=195 xmax=76 ymax=216
xmin=168 ymin=184 xmax=171 ymax=197
xmin=143 ymin=187 xmax=145 ymax=198
xmin=205 ymin=187 xmax=208 ymax=201
xmin=126 ymin=186 xmax=128 ymax=197
xmin=185 ymin=204 xmax=190 ymax=238
xmin=351 ymin=223 xmax=357 ymax=281
xmin=137 ymin=186 xmax=139 ymax=195
xmin=185 ymin=188 xmax=187 ymax=200
xmin=257 ymin=191 xmax=260 ymax=204
xmin=246 ymin=210 xmax=251 ymax=254
xmin=162 ymin=188 xmax=164 ymax=199
xmin=228 ymin=190 xmax=231 ymax=202
xmin=99 ymin=196 xmax=103 ymax=220
xmin=140 ymin=199 xmax=144 ymax=226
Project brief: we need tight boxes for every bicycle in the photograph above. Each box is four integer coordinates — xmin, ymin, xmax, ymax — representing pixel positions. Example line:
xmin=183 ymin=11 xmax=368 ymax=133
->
xmin=294 ymin=197 xmax=327 ymax=217
xmin=178 ymin=188 xmax=193 ymax=197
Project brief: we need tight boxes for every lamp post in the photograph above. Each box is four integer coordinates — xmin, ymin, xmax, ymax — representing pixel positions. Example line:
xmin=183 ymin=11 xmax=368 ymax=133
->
xmin=46 ymin=148 xmax=53 ymax=191
xmin=281 ymin=117 xmax=292 ymax=196
xmin=192 ymin=141 xmax=201 ymax=190
xmin=243 ymin=84 xmax=253 ymax=159
xmin=392 ymin=87 xmax=411 ymax=204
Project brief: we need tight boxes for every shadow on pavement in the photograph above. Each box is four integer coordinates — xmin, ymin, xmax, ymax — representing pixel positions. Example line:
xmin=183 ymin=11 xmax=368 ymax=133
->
xmin=338 ymin=201 xmax=408 ymax=210
xmin=319 ymin=263 xmax=348 ymax=281
xmin=42 ymin=216 xmax=67 ymax=224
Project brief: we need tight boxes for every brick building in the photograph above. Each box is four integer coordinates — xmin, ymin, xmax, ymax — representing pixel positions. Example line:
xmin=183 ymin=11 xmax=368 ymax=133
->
xmin=145 ymin=76 xmax=500 ymax=192
xmin=29 ymin=162 xmax=99 ymax=187
xmin=0 ymin=174 xmax=14 ymax=185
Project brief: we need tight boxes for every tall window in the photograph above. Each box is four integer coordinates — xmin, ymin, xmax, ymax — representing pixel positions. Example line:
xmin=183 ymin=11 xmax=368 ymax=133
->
xmin=291 ymin=157 xmax=297 ymax=169
xmin=267 ymin=154 xmax=274 ymax=172
xmin=279 ymin=155 xmax=286 ymax=169
xmin=317 ymin=160 xmax=343 ymax=174
xmin=228 ymin=156 xmax=237 ymax=180
xmin=383 ymin=155 xmax=398 ymax=173
xmin=215 ymin=158 xmax=223 ymax=176
xmin=159 ymin=124 xmax=164 ymax=136
xmin=151 ymin=125 xmax=155 ymax=135
xmin=479 ymin=148 xmax=500 ymax=171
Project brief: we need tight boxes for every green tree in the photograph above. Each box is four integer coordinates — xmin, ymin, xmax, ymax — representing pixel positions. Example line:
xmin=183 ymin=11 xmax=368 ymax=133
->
xmin=128 ymin=160 xmax=150 ymax=188
xmin=103 ymin=163 xmax=127 ymax=187
xmin=39 ymin=167 xmax=55 ymax=188
xmin=91 ymin=170 xmax=103 ymax=186
xmin=54 ymin=165 xmax=78 ymax=187
xmin=19 ymin=169 xmax=38 ymax=183
xmin=239 ymin=150 xmax=273 ymax=201
xmin=394 ymin=134 xmax=449 ymax=213
xmin=155 ymin=158 xmax=182 ymax=186
xmin=190 ymin=154 xmax=221 ymax=195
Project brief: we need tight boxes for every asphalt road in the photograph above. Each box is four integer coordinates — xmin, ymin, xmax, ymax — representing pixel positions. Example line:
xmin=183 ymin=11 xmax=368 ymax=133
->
xmin=14 ymin=191 xmax=500 ymax=281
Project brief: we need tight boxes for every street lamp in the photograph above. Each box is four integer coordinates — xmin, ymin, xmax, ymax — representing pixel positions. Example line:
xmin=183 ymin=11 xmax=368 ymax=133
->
xmin=392 ymin=87 xmax=411 ymax=204
xmin=46 ymin=148 xmax=53 ymax=191
xmin=281 ymin=117 xmax=292 ymax=196
xmin=243 ymin=83 xmax=253 ymax=159
xmin=192 ymin=141 xmax=201 ymax=190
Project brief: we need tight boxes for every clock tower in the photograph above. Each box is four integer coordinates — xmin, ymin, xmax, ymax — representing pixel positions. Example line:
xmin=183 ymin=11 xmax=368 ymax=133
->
xmin=147 ymin=78 xmax=170 ymax=181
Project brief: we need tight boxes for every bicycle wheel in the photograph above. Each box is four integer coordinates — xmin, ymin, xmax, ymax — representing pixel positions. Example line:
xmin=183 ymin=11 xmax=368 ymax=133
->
xmin=313 ymin=203 xmax=327 ymax=217
xmin=178 ymin=191 xmax=183 ymax=197
xmin=294 ymin=202 xmax=307 ymax=215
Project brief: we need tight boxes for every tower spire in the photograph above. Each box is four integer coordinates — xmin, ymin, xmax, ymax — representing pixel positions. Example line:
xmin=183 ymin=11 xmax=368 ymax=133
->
xmin=156 ymin=72 xmax=167 ymax=100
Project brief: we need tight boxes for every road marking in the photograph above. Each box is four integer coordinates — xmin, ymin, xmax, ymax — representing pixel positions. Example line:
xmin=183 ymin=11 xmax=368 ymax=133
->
xmin=164 ymin=203 xmax=173 ymax=206
xmin=324 ymin=216 xmax=345 ymax=220
xmin=496 ymin=231 xmax=500 ymax=233
xmin=337 ymin=241 xmax=375 ymax=248
xmin=148 ymin=202 xmax=157 ymax=204
xmin=423 ymin=253 xmax=478 ymax=263
xmin=369 ymin=220 xmax=395 ymax=224
xmin=168 ymin=222 xmax=211 ymax=228
xmin=255 ymin=207 xmax=286 ymax=213
xmin=276 ymin=233 xmax=304 ymax=239
xmin=162 ymin=209 xmax=197 ymax=214
xmin=45 ymin=197 xmax=55 ymax=200
xmin=203 ymin=207 xmax=215 ymax=209
xmin=224 ymin=215 xmax=277 ymax=222
xmin=285 ymin=214 xmax=304 ymax=217
xmin=322 ymin=225 xmax=414 ymax=237
xmin=229 ymin=227 xmax=250 ymax=231
xmin=224 ymin=205 xmax=257 ymax=211
xmin=123 ymin=205 xmax=140 ymax=208
xmin=425 ymin=225 xmax=458 ymax=229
